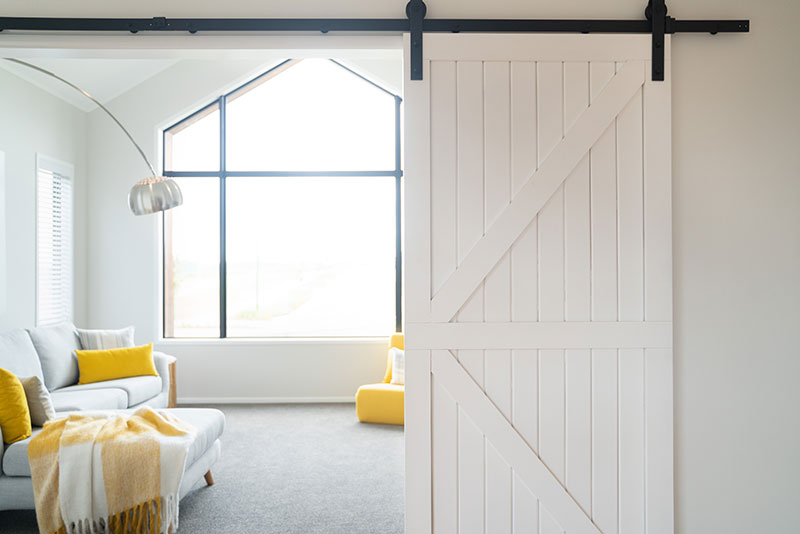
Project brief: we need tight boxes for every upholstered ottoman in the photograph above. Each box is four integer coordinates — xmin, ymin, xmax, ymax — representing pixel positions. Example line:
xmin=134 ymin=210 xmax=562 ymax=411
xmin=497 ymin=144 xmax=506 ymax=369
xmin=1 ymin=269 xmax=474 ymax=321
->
xmin=0 ymin=408 xmax=225 ymax=511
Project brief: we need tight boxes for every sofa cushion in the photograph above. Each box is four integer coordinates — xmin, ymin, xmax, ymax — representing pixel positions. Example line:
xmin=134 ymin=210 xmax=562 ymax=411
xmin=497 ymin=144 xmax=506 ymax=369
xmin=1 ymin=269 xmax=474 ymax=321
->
xmin=0 ymin=329 xmax=44 ymax=383
xmin=27 ymin=323 xmax=81 ymax=391
xmin=3 ymin=408 xmax=225 ymax=478
xmin=56 ymin=376 xmax=162 ymax=407
xmin=76 ymin=326 xmax=135 ymax=350
xmin=75 ymin=344 xmax=157 ymax=385
xmin=2 ymin=426 xmax=43 ymax=476
xmin=49 ymin=389 xmax=128 ymax=413
xmin=165 ymin=408 xmax=226 ymax=469
xmin=0 ymin=368 xmax=32 ymax=444
xmin=20 ymin=376 xmax=56 ymax=427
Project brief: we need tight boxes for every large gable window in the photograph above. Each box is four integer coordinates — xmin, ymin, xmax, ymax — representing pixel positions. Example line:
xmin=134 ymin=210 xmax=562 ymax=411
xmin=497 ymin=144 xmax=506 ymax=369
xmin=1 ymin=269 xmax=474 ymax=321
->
xmin=163 ymin=59 xmax=401 ymax=338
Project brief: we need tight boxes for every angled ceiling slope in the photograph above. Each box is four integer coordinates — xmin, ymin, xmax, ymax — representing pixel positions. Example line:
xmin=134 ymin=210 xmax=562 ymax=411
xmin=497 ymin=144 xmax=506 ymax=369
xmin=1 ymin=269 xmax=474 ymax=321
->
xmin=0 ymin=58 xmax=179 ymax=112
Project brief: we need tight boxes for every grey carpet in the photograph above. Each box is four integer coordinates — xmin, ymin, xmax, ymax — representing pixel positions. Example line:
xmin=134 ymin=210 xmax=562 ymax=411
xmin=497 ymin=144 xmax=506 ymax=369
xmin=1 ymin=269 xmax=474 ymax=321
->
xmin=0 ymin=404 xmax=404 ymax=534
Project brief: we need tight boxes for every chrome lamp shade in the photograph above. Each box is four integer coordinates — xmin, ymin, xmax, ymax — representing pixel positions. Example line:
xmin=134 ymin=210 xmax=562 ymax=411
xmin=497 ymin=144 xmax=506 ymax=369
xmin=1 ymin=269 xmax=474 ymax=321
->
xmin=128 ymin=176 xmax=184 ymax=216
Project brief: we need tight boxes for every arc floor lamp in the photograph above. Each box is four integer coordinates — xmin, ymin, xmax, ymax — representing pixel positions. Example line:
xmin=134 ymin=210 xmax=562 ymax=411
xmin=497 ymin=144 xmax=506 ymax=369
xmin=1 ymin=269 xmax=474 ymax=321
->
xmin=3 ymin=58 xmax=182 ymax=216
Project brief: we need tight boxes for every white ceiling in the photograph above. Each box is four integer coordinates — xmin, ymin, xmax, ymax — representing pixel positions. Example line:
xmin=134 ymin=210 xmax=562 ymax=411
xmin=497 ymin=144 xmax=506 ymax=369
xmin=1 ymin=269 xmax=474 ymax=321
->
xmin=0 ymin=58 xmax=180 ymax=112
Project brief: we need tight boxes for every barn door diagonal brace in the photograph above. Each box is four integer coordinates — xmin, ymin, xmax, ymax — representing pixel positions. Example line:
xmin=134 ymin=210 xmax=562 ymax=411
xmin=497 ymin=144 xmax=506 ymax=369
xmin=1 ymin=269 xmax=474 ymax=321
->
xmin=0 ymin=0 xmax=749 ymax=82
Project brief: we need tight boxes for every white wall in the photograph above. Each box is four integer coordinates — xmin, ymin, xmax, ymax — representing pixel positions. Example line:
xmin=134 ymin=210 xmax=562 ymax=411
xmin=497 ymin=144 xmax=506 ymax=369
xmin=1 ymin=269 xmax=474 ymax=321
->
xmin=2 ymin=0 xmax=798 ymax=532
xmin=0 ymin=68 xmax=88 ymax=330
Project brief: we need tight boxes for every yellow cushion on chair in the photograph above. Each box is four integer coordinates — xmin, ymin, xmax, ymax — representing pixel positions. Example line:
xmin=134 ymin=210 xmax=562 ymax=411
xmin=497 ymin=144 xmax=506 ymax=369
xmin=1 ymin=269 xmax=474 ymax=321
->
xmin=356 ymin=383 xmax=404 ymax=426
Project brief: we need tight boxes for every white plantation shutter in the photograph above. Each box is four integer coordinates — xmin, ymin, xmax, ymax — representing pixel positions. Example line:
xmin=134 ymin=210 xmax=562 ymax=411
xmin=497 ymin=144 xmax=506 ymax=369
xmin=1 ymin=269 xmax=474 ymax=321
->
xmin=36 ymin=156 xmax=73 ymax=326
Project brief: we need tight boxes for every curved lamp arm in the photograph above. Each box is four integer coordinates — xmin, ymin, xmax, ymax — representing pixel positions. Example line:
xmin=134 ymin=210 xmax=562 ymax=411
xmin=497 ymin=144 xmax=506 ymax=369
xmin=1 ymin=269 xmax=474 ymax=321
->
xmin=2 ymin=57 xmax=182 ymax=215
xmin=4 ymin=58 xmax=158 ymax=177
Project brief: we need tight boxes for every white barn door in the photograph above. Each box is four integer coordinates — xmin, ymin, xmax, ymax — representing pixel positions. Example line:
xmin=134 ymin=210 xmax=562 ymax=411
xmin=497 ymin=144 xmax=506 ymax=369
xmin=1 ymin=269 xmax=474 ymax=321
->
xmin=404 ymin=34 xmax=673 ymax=534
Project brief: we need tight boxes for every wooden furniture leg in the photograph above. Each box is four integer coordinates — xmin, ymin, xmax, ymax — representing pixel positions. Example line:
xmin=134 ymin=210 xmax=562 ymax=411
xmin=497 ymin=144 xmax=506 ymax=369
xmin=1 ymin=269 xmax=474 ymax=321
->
xmin=204 ymin=470 xmax=215 ymax=486
xmin=168 ymin=360 xmax=177 ymax=408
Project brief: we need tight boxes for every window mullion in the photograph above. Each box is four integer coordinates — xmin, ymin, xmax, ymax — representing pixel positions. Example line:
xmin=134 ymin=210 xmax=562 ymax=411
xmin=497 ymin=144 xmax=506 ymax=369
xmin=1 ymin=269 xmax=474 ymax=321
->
xmin=220 ymin=95 xmax=228 ymax=339
xmin=394 ymin=95 xmax=402 ymax=334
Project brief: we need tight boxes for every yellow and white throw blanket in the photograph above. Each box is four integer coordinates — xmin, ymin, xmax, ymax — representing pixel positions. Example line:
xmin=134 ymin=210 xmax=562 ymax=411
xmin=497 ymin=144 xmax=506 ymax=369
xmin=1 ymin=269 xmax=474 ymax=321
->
xmin=28 ymin=407 xmax=196 ymax=534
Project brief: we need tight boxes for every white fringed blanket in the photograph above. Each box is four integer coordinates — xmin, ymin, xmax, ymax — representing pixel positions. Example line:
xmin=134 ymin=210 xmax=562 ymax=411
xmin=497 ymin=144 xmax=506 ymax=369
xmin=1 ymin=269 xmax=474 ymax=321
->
xmin=28 ymin=407 xmax=196 ymax=534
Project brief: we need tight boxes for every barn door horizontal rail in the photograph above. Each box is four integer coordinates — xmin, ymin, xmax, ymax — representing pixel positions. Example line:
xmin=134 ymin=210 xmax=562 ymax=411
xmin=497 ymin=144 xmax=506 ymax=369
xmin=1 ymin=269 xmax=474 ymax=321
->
xmin=0 ymin=0 xmax=749 ymax=82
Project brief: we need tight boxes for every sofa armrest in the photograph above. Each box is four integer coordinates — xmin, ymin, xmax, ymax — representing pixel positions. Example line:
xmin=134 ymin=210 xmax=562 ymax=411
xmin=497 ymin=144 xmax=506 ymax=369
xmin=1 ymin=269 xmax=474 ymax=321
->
xmin=153 ymin=351 xmax=176 ymax=395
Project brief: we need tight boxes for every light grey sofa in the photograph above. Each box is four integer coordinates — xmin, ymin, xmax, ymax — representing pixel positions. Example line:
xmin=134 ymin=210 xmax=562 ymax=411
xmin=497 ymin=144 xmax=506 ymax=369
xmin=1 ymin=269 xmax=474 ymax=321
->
xmin=0 ymin=324 xmax=224 ymax=512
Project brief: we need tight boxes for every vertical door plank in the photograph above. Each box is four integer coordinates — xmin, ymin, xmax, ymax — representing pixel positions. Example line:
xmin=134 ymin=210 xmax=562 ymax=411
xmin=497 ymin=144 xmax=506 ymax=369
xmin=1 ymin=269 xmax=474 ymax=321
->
xmin=512 ymin=349 xmax=539 ymax=452
xmin=645 ymin=348 xmax=674 ymax=534
xmin=644 ymin=44 xmax=674 ymax=534
xmin=510 ymin=62 xmax=538 ymax=325
xmin=617 ymin=80 xmax=645 ymax=322
xmin=619 ymin=349 xmax=645 ymax=534
xmin=539 ymin=349 xmax=565 ymax=485
xmin=537 ymin=185 xmax=565 ymax=323
xmin=513 ymin=473 xmax=539 ymax=534
xmin=589 ymin=62 xmax=618 ymax=322
xmin=566 ymin=348 xmax=592 ymax=514
xmin=484 ymin=61 xmax=511 ymax=229
xmin=486 ymin=441 xmax=512 ymax=534
xmin=483 ymin=63 xmax=513 ymax=531
xmin=536 ymin=60 xmax=566 ymax=493
xmin=459 ymin=408 xmax=485 ymax=534
xmin=536 ymin=61 xmax=563 ymax=165
xmin=563 ymin=63 xmax=592 ymax=515
xmin=430 ymin=61 xmax=458 ymax=296
xmin=456 ymin=61 xmax=486 ymax=401
xmin=643 ymin=56 xmax=673 ymax=323
xmin=564 ymin=153 xmax=591 ymax=321
xmin=536 ymin=61 xmax=565 ymax=324
xmin=406 ymin=349 xmax=433 ymax=534
xmin=456 ymin=60 xmax=485 ymax=328
xmin=617 ymin=61 xmax=646 ymax=534
xmin=484 ymin=60 xmax=513 ymax=423
xmin=433 ymin=371 xmax=458 ymax=534
xmin=456 ymin=60 xmax=485 ymax=271
xmin=509 ymin=66 xmax=537 ymax=478
xmin=510 ymin=61 xmax=537 ymax=197
xmin=592 ymin=348 xmax=618 ymax=534
xmin=402 ymin=39 xmax=431 ymax=534
xmin=564 ymin=61 xmax=591 ymax=323
xmin=589 ymin=123 xmax=617 ymax=321
xmin=402 ymin=42 xmax=432 ymax=324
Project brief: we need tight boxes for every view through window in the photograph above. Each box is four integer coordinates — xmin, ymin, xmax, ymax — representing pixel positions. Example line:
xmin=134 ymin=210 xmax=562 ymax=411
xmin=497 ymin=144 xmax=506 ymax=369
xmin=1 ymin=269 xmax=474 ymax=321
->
xmin=163 ymin=59 xmax=401 ymax=338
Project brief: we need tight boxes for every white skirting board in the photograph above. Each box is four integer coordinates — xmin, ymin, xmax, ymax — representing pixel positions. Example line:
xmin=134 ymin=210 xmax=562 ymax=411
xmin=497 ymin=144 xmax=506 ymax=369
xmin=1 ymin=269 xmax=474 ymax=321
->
xmin=178 ymin=396 xmax=356 ymax=405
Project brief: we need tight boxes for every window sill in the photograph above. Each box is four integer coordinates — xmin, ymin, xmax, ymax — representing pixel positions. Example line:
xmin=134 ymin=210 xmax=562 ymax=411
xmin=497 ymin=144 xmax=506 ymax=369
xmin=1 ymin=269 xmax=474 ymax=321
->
xmin=155 ymin=336 xmax=391 ymax=347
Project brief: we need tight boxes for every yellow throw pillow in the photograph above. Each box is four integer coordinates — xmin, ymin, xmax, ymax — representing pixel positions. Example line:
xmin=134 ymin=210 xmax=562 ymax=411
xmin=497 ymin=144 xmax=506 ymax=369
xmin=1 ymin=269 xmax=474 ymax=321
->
xmin=75 ymin=343 xmax=158 ymax=385
xmin=0 ymin=367 xmax=33 ymax=444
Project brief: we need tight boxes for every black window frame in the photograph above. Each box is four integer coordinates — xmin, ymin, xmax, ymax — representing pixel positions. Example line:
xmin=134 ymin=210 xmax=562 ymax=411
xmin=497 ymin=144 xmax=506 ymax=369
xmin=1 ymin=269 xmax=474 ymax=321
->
xmin=161 ymin=58 xmax=403 ymax=339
